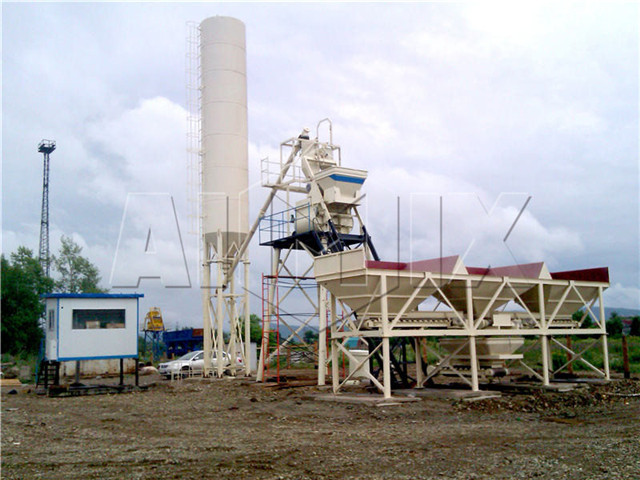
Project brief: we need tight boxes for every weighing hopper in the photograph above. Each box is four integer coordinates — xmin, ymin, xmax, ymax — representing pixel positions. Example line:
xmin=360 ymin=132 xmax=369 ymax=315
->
xmin=439 ymin=336 xmax=525 ymax=369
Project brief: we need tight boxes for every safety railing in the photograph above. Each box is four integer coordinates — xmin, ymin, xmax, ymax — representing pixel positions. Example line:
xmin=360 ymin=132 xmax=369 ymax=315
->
xmin=260 ymin=156 xmax=306 ymax=188
xmin=259 ymin=204 xmax=312 ymax=244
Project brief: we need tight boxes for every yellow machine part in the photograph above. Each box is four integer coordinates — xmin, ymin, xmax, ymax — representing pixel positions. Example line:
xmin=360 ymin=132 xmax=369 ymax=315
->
xmin=144 ymin=307 xmax=165 ymax=332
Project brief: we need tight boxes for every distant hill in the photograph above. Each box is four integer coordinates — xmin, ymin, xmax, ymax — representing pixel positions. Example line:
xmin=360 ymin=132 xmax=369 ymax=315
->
xmin=605 ymin=307 xmax=640 ymax=319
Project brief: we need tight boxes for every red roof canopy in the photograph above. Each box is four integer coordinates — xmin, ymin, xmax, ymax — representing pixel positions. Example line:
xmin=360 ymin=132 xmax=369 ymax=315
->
xmin=550 ymin=267 xmax=609 ymax=283
xmin=365 ymin=255 xmax=462 ymax=274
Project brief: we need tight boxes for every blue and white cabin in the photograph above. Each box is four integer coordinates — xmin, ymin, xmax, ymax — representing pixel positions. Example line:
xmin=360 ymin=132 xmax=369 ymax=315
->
xmin=42 ymin=293 xmax=143 ymax=362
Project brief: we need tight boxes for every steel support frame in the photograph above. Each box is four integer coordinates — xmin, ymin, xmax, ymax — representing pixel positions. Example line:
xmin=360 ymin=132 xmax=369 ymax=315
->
xmin=323 ymin=268 xmax=609 ymax=397
xmin=257 ymin=247 xmax=323 ymax=382
xmin=254 ymin=132 xmax=371 ymax=385
xmin=202 ymin=230 xmax=251 ymax=378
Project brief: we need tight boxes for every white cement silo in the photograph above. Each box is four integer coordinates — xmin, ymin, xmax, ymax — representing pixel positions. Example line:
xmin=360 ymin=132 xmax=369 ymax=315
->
xmin=200 ymin=16 xmax=249 ymax=254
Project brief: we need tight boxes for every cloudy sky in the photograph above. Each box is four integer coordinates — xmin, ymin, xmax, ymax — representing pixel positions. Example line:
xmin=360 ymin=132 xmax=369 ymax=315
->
xmin=2 ymin=2 xmax=638 ymax=330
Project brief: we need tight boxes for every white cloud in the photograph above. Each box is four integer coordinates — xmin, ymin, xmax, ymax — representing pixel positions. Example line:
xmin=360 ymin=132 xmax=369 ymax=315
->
xmin=604 ymin=283 xmax=640 ymax=310
xmin=2 ymin=3 xmax=637 ymax=319
xmin=363 ymin=167 xmax=584 ymax=269
xmin=82 ymin=96 xmax=188 ymax=208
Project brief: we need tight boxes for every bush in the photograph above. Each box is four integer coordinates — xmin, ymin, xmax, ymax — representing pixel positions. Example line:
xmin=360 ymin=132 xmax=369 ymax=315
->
xmin=630 ymin=316 xmax=640 ymax=337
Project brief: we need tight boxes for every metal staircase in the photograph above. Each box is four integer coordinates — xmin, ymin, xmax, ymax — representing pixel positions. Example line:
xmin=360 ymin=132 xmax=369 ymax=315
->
xmin=36 ymin=360 xmax=60 ymax=392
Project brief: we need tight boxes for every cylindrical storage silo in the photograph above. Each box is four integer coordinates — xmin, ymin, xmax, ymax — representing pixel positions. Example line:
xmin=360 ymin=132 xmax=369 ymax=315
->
xmin=200 ymin=16 xmax=249 ymax=255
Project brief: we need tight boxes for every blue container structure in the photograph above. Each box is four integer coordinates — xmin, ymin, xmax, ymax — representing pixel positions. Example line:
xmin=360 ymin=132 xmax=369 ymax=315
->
xmin=163 ymin=328 xmax=204 ymax=358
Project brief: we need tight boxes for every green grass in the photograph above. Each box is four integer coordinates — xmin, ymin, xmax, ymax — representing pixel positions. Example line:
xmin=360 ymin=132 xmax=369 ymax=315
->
xmin=522 ymin=336 xmax=640 ymax=375
xmin=312 ymin=336 xmax=639 ymax=375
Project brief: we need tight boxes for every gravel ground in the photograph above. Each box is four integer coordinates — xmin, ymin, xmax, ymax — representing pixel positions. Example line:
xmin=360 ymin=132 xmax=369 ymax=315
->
xmin=2 ymin=374 xmax=639 ymax=479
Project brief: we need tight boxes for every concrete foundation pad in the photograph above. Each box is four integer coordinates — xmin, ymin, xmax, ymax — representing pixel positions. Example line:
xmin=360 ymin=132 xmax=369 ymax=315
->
xmin=461 ymin=394 xmax=503 ymax=402
xmin=394 ymin=388 xmax=502 ymax=400
xmin=541 ymin=383 xmax=582 ymax=392
xmin=310 ymin=393 xmax=420 ymax=405
xmin=556 ymin=378 xmax=609 ymax=385
xmin=491 ymin=382 xmax=585 ymax=394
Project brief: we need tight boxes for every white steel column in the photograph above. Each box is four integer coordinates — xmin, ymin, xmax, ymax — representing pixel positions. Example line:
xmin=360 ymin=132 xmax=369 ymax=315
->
xmin=257 ymin=248 xmax=279 ymax=382
xmin=215 ymin=231 xmax=225 ymax=378
xmin=469 ymin=338 xmax=479 ymax=392
xmin=330 ymin=293 xmax=339 ymax=393
xmin=380 ymin=274 xmax=391 ymax=399
xmin=599 ymin=286 xmax=610 ymax=380
xmin=202 ymin=258 xmax=212 ymax=377
xmin=244 ymin=256 xmax=251 ymax=376
xmin=538 ymin=282 xmax=550 ymax=386
xmin=228 ymin=273 xmax=238 ymax=376
xmin=541 ymin=337 xmax=550 ymax=386
xmin=318 ymin=285 xmax=328 ymax=386
xmin=547 ymin=335 xmax=554 ymax=379
xmin=467 ymin=278 xmax=479 ymax=392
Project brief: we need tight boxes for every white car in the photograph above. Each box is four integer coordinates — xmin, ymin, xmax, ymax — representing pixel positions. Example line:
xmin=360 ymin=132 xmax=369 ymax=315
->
xmin=158 ymin=350 xmax=243 ymax=378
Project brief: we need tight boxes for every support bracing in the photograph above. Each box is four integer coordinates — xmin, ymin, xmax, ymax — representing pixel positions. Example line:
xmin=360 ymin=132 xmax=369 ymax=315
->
xmin=202 ymin=229 xmax=251 ymax=379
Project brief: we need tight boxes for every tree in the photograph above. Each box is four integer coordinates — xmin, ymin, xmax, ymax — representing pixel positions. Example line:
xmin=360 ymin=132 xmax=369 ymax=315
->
xmin=52 ymin=236 xmax=106 ymax=293
xmin=303 ymin=329 xmax=319 ymax=344
xmin=606 ymin=316 xmax=623 ymax=337
xmin=1 ymin=247 xmax=54 ymax=355
xmin=572 ymin=310 xmax=593 ymax=329
xmin=630 ymin=316 xmax=640 ymax=337
xmin=238 ymin=314 xmax=263 ymax=344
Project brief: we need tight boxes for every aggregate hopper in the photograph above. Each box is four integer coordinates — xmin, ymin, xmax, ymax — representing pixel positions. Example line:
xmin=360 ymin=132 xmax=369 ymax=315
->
xmin=313 ymin=247 xmax=467 ymax=326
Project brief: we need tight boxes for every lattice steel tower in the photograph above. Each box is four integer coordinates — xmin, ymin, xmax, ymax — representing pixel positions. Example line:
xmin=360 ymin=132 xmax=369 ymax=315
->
xmin=37 ymin=139 xmax=55 ymax=276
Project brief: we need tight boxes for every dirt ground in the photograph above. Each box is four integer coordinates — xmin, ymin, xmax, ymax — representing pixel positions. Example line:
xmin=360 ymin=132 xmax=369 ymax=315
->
xmin=2 ymin=373 xmax=639 ymax=480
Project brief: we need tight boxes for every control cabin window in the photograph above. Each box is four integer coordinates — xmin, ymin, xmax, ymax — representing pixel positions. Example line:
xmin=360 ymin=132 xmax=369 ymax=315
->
xmin=48 ymin=310 xmax=55 ymax=330
xmin=72 ymin=309 xmax=126 ymax=329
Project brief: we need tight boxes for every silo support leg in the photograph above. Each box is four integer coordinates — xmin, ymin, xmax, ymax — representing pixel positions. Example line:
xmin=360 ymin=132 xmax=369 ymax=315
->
xmin=243 ymin=258 xmax=251 ymax=377
xmin=202 ymin=261 xmax=212 ymax=377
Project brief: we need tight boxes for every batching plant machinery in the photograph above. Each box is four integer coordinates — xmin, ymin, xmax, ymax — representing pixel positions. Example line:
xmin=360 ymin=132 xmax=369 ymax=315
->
xmin=193 ymin=16 xmax=611 ymax=398
xmin=255 ymin=125 xmax=611 ymax=398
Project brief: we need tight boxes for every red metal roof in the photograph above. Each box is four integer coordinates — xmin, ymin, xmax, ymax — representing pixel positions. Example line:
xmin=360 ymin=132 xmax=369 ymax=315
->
xmin=365 ymin=256 xmax=609 ymax=283
xmin=365 ymin=255 xmax=462 ymax=274
xmin=550 ymin=267 xmax=609 ymax=283
xmin=467 ymin=262 xmax=547 ymax=279
xmin=407 ymin=256 xmax=462 ymax=274
xmin=365 ymin=260 xmax=407 ymax=270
